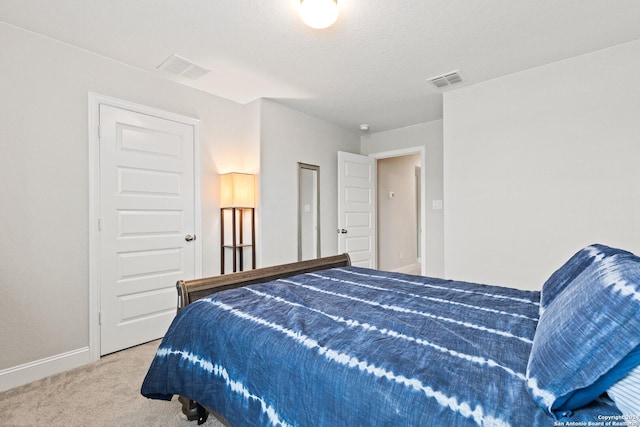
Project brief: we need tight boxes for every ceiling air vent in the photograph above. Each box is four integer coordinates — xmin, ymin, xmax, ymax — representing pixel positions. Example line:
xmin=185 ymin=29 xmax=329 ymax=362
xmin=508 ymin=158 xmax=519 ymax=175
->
xmin=156 ymin=54 xmax=210 ymax=80
xmin=427 ymin=70 xmax=463 ymax=89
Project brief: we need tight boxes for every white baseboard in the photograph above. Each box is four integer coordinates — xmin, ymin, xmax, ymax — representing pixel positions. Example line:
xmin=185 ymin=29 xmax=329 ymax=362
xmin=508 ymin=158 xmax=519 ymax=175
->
xmin=0 ymin=347 xmax=91 ymax=392
xmin=391 ymin=262 xmax=421 ymax=275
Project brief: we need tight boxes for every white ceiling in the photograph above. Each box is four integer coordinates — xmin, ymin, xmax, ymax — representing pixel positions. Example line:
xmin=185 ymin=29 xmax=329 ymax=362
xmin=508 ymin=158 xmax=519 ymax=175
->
xmin=2 ymin=0 xmax=640 ymax=133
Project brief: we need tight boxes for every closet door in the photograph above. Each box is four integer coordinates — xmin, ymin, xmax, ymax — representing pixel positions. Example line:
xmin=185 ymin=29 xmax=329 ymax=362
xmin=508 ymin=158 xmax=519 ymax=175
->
xmin=98 ymin=104 xmax=198 ymax=355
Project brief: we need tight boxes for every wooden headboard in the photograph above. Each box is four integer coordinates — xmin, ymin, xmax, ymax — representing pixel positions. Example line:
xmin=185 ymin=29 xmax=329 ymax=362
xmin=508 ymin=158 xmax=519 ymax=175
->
xmin=176 ymin=253 xmax=351 ymax=312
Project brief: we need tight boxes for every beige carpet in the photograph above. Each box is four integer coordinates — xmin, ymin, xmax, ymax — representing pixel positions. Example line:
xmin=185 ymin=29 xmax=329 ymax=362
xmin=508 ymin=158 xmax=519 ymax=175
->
xmin=0 ymin=340 xmax=225 ymax=427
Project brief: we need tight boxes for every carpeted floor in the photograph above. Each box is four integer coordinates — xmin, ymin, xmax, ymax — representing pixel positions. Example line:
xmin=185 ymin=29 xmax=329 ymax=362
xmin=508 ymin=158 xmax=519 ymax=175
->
xmin=0 ymin=340 xmax=225 ymax=427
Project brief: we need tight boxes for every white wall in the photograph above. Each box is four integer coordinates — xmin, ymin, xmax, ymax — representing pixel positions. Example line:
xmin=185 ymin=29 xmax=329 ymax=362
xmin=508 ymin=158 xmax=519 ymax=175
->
xmin=443 ymin=39 xmax=640 ymax=290
xmin=361 ymin=120 xmax=444 ymax=277
xmin=0 ymin=23 xmax=257 ymax=374
xmin=259 ymin=99 xmax=360 ymax=267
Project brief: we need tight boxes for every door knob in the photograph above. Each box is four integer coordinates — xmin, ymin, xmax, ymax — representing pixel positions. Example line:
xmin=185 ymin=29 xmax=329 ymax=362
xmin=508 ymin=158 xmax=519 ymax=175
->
xmin=185 ymin=234 xmax=196 ymax=242
xmin=337 ymin=229 xmax=348 ymax=234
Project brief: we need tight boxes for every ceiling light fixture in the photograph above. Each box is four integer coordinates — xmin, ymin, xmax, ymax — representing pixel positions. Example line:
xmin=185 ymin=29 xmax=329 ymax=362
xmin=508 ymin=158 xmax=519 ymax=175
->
xmin=299 ymin=0 xmax=339 ymax=29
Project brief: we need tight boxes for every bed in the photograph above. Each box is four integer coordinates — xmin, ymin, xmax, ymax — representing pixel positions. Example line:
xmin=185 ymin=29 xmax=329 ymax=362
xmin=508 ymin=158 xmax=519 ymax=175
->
xmin=141 ymin=245 xmax=640 ymax=426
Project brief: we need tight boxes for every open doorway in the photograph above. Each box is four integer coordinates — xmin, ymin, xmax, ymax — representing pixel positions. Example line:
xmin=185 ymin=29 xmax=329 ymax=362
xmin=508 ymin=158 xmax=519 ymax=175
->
xmin=337 ymin=147 xmax=426 ymax=274
xmin=377 ymin=154 xmax=422 ymax=274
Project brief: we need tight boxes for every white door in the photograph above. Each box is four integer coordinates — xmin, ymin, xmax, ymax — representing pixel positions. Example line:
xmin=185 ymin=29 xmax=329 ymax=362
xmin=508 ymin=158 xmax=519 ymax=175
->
xmin=99 ymin=104 xmax=198 ymax=355
xmin=337 ymin=151 xmax=376 ymax=268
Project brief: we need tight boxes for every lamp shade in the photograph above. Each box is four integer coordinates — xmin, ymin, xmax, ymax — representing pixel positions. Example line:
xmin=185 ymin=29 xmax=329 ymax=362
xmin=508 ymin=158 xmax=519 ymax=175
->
xmin=299 ymin=0 xmax=338 ymax=29
xmin=220 ymin=173 xmax=255 ymax=208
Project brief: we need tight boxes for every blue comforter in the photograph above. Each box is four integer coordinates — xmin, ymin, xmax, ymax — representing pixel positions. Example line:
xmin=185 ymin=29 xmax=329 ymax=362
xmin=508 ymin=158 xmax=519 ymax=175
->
xmin=141 ymin=266 xmax=620 ymax=426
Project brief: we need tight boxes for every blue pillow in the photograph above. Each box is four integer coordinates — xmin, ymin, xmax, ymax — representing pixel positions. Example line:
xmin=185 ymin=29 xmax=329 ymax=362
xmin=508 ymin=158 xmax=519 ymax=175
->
xmin=553 ymin=345 xmax=640 ymax=411
xmin=526 ymin=245 xmax=640 ymax=414
xmin=539 ymin=244 xmax=633 ymax=311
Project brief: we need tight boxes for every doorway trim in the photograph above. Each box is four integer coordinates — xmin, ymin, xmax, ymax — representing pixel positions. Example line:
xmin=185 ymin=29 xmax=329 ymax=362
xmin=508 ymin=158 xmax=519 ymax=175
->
xmin=87 ymin=92 xmax=202 ymax=361
xmin=369 ymin=146 xmax=427 ymax=276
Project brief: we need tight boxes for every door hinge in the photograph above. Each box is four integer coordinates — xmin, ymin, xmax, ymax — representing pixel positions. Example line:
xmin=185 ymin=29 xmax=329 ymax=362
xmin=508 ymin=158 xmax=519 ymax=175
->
xmin=97 ymin=125 xmax=101 ymax=139
xmin=98 ymin=312 xmax=102 ymax=325
xmin=98 ymin=218 xmax=103 ymax=231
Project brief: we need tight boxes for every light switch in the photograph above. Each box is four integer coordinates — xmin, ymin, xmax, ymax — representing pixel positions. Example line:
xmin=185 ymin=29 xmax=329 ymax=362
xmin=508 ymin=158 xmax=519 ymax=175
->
xmin=432 ymin=200 xmax=443 ymax=210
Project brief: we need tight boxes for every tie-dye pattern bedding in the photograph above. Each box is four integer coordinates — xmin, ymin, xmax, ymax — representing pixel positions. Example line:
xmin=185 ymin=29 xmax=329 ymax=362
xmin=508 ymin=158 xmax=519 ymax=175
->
xmin=141 ymin=266 xmax=621 ymax=426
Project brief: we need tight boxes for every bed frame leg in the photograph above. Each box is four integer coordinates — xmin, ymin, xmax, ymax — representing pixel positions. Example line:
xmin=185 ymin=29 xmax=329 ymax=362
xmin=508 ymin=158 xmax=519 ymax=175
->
xmin=179 ymin=396 xmax=209 ymax=423
xmin=179 ymin=396 xmax=198 ymax=421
